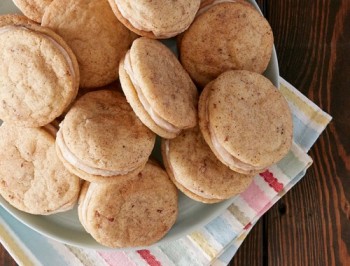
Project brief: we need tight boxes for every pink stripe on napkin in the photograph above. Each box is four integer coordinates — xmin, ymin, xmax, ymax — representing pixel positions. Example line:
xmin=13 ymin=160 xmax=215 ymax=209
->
xmin=98 ymin=251 xmax=136 ymax=266
xmin=259 ymin=170 xmax=284 ymax=192
xmin=137 ymin=250 xmax=162 ymax=266
xmin=240 ymin=181 xmax=271 ymax=212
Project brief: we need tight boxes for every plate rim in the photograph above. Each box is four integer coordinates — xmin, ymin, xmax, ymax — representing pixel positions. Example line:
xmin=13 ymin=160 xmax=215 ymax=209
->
xmin=0 ymin=0 xmax=279 ymax=250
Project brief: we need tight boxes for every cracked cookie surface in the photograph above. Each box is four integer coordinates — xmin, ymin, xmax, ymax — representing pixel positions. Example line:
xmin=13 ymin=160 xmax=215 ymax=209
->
xmin=161 ymin=127 xmax=253 ymax=203
xmin=78 ymin=161 xmax=178 ymax=247
xmin=42 ymin=0 xmax=133 ymax=88
xmin=0 ymin=24 xmax=79 ymax=127
xmin=56 ymin=90 xmax=156 ymax=182
xmin=12 ymin=0 xmax=53 ymax=22
xmin=180 ymin=0 xmax=273 ymax=87
xmin=0 ymin=123 xmax=81 ymax=215
xmin=198 ymin=70 xmax=293 ymax=174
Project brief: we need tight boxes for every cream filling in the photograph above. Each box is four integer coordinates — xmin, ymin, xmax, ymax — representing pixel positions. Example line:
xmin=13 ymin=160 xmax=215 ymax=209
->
xmin=44 ymin=35 xmax=76 ymax=85
xmin=49 ymin=197 xmax=76 ymax=214
xmin=80 ymin=183 xmax=97 ymax=232
xmin=0 ymin=26 xmax=76 ymax=87
xmin=0 ymin=26 xmax=13 ymax=34
xmin=56 ymin=130 xmax=133 ymax=176
xmin=115 ymin=1 xmax=185 ymax=37
xmin=197 ymin=0 xmax=237 ymax=17
xmin=164 ymin=140 xmax=218 ymax=200
xmin=206 ymin=98 xmax=264 ymax=172
xmin=124 ymin=51 xmax=181 ymax=134
xmin=56 ymin=199 xmax=76 ymax=212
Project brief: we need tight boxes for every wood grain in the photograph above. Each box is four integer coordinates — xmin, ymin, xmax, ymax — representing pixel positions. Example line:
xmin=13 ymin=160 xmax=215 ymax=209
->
xmin=230 ymin=219 xmax=264 ymax=266
xmin=231 ymin=0 xmax=350 ymax=265
xmin=0 ymin=247 xmax=17 ymax=266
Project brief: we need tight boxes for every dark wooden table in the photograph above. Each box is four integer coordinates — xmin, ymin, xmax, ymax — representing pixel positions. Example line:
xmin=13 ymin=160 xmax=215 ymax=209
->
xmin=1 ymin=0 xmax=350 ymax=265
xmin=231 ymin=0 xmax=350 ymax=265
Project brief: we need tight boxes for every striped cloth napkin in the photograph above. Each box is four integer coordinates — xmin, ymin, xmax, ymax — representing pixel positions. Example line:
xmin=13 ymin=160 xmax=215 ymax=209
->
xmin=0 ymin=77 xmax=331 ymax=266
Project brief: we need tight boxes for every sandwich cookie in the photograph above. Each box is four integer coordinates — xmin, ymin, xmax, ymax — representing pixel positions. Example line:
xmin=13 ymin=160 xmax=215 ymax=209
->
xmin=179 ymin=0 xmax=274 ymax=87
xmin=199 ymin=70 xmax=293 ymax=175
xmin=119 ymin=37 xmax=198 ymax=139
xmin=162 ymin=127 xmax=253 ymax=203
xmin=0 ymin=23 xmax=79 ymax=127
xmin=0 ymin=14 xmax=36 ymax=27
xmin=56 ymin=90 xmax=156 ymax=182
xmin=12 ymin=0 xmax=53 ymax=23
xmin=108 ymin=0 xmax=200 ymax=39
xmin=78 ymin=161 xmax=178 ymax=248
xmin=0 ymin=123 xmax=81 ymax=215
xmin=42 ymin=0 xmax=133 ymax=89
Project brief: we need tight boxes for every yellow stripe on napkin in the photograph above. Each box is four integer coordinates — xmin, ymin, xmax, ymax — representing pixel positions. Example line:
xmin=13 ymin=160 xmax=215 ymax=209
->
xmin=189 ymin=231 xmax=218 ymax=260
xmin=279 ymin=83 xmax=330 ymax=126
xmin=0 ymin=223 xmax=34 ymax=266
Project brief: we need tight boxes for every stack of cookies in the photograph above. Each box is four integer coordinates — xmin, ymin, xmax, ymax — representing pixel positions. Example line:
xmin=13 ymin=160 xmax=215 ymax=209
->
xmin=0 ymin=0 xmax=293 ymax=248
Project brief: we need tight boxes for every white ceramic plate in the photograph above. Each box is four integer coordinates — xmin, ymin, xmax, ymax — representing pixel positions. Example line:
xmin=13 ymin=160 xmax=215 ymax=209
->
xmin=0 ymin=0 xmax=279 ymax=250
